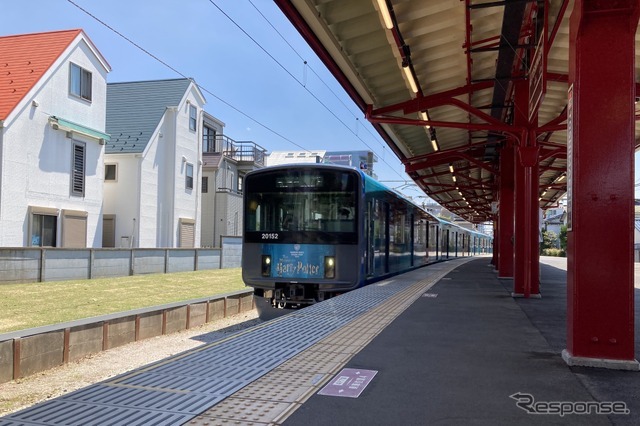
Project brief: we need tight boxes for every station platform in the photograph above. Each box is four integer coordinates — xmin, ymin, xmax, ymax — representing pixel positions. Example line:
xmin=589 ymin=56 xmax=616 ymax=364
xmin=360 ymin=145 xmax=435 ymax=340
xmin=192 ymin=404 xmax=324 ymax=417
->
xmin=0 ymin=256 xmax=638 ymax=425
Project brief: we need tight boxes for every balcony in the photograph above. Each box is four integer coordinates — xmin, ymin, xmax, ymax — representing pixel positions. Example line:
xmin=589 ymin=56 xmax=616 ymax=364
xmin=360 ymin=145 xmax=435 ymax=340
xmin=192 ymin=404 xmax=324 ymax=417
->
xmin=203 ymin=134 xmax=266 ymax=167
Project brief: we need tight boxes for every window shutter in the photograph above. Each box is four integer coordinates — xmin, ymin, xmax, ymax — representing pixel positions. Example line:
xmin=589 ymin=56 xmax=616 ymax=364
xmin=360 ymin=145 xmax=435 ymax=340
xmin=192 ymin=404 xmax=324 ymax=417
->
xmin=179 ymin=219 xmax=195 ymax=248
xmin=62 ymin=210 xmax=87 ymax=248
xmin=72 ymin=143 xmax=85 ymax=196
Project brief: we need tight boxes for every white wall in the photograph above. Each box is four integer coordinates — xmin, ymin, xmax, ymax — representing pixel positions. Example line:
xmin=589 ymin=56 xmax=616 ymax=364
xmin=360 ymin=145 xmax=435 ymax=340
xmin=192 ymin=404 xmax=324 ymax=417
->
xmin=0 ymin=36 xmax=108 ymax=247
xmin=171 ymin=86 xmax=204 ymax=247
xmin=106 ymin=82 xmax=205 ymax=248
xmin=103 ymin=154 xmax=140 ymax=247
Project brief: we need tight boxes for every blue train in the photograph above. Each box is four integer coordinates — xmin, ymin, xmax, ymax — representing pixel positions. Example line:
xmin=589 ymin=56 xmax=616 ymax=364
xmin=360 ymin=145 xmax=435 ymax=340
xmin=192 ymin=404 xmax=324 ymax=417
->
xmin=242 ymin=164 xmax=491 ymax=318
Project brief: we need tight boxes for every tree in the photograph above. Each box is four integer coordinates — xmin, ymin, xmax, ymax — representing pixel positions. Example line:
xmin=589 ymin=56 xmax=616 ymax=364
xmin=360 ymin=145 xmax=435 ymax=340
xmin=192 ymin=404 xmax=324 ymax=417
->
xmin=559 ymin=225 xmax=568 ymax=254
xmin=541 ymin=230 xmax=558 ymax=250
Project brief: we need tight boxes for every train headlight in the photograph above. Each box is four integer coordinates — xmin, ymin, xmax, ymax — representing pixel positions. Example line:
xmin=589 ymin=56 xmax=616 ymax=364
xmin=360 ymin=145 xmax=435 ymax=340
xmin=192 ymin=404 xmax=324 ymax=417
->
xmin=261 ymin=255 xmax=271 ymax=277
xmin=324 ymin=256 xmax=335 ymax=279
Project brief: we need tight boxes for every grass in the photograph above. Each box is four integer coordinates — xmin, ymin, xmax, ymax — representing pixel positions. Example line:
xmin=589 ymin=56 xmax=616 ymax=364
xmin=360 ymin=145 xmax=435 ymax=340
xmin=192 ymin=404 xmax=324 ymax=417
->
xmin=0 ymin=268 xmax=245 ymax=334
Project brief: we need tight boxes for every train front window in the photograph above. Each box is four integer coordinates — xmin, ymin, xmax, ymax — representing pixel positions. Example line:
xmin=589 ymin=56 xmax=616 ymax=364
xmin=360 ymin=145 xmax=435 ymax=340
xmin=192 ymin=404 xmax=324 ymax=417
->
xmin=245 ymin=169 xmax=357 ymax=233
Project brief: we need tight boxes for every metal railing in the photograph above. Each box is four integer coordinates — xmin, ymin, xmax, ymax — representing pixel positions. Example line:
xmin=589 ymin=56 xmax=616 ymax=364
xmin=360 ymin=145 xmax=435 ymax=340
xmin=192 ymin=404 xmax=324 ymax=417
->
xmin=203 ymin=135 xmax=266 ymax=166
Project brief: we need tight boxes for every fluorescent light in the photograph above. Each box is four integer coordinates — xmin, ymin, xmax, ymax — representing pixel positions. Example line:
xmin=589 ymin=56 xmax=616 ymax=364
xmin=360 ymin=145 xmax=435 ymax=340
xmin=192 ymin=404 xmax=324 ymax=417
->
xmin=449 ymin=165 xmax=454 ymax=173
xmin=452 ymin=175 xmax=457 ymax=182
xmin=376 ymin=0 xmax=394 ymax=29
xmin=430 ymin=138 xmax=438 ymax=152
xmin=420 ymin=111 xmax=430 ymax=128
xmin=402 ymin=64 xmax=419 ymax=93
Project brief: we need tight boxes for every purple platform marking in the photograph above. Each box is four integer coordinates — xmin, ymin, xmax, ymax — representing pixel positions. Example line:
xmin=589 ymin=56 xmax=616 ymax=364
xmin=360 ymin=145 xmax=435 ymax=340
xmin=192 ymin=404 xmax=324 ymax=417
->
xmin=318 ymin=368 xmax=378 ymax=398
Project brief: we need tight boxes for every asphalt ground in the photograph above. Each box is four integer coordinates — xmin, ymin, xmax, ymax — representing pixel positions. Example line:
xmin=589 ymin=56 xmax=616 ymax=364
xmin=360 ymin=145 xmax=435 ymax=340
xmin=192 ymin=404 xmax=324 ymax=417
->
xmin=284 ymin=257 xmax=638 ymax=426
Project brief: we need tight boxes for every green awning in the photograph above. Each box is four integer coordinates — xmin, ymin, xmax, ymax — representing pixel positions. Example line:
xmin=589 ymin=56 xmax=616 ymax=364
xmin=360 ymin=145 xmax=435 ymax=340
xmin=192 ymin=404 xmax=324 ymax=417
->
xmin=49 ymin=116 xmax=111 ymax=142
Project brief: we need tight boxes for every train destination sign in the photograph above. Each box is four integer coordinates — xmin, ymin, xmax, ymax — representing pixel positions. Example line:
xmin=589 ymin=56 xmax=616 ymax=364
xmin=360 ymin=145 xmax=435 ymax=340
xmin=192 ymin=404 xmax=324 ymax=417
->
xmin=318 ymin=368 xmax=378 ymax=398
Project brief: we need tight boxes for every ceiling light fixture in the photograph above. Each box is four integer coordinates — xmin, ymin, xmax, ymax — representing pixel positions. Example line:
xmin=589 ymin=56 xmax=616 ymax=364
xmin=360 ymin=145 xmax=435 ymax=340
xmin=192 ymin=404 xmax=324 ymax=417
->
xmin=420 ymin=111 xmax=430 ymax=129
xmin=402 ymin=62 xmax=419 ymax=93
xmin=376 ymin=0 xmax=394 ymax=29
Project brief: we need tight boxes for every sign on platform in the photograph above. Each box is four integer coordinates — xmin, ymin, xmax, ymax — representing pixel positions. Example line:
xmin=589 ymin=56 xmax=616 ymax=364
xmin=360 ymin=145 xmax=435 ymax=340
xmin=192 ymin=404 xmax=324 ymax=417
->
xmin=318 ymin=368 xmax=378 ymax=398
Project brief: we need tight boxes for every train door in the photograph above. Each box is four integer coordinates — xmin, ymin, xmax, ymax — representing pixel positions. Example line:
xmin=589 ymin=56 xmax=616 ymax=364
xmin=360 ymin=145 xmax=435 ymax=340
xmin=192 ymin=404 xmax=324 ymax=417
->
xmin=384 ymin=202 xmax=390 ymax=273
xmin=410 ymin=213 xmax=415 ymax=267
xmin=426 ymin=221 xmax=430 ymax=261
xmin=435 ymin=225 xmax=440 ymax=260
xmin=365 ymin=200 xmax=375 ymax=277
xmin=454 ymin=231 xmax=458 ymax=257
xmin=446 ymin=229 xmax=450 ymax=258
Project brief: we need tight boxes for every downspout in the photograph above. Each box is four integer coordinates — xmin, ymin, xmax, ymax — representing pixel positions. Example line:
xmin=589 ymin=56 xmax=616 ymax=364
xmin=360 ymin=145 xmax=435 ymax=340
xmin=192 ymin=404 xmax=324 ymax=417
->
xmin=195 ymin=108 xmax=203 ymax=248
xmin=212 ymin=169 xmax=218 ymax=247
xmin=134 ymin=153 xmax=142 ymax=248
xmin=169 ymin=106 xmax=179 ymax=248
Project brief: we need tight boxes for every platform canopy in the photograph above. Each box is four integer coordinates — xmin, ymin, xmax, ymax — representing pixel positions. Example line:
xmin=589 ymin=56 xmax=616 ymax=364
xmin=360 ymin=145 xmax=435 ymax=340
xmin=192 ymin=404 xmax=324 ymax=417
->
xmin=274 ymin=0 xmax=640 ymax=223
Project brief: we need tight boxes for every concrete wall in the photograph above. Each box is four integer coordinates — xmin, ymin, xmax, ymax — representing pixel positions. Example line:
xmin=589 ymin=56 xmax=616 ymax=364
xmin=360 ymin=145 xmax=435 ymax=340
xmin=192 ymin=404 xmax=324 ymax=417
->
xmin=221 ymin=236 xmax=242 ymax=269
xmin=0 ymin=239 xmax=238 ymax=284
xmin=0 ymin=289 xmax=254 ymax=383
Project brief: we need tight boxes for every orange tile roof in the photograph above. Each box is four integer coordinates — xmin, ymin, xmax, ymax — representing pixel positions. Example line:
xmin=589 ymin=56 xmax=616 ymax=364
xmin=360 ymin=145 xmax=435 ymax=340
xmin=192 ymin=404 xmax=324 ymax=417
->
xmin=0 ymin=29 xmax=83 ymax=121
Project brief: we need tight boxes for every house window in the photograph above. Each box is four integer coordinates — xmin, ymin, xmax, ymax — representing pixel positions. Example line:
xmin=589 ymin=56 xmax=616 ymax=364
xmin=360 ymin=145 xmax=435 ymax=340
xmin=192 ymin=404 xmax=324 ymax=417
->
xmin=61 ymin=209 xmax=88 ymax=248
xmin=202 ymin=176 xmax=209 ymax=193
xmin=105 ymin=164 xmax=117 ymax=181
xmin=189 ymin=105 xmax=197 ymax=131
xmin=203 ymin=125 xmax=216 ymax=152
xmin=238 ymin=175 xmax=243 ymax=194
xmin=71 ymin=142 xmax=86 ymax=196
xmin=70 ymin=63 xmax=92 ymax=101
xmin=102 ymin=215 xmax=116 ymax=248
xmin=31 ymin=213 xmax=57 ymax=247
xmin=186 ymin=163 xmax=194 ymax=190
xmin=179 ymin=218 xmax=195 ymax=248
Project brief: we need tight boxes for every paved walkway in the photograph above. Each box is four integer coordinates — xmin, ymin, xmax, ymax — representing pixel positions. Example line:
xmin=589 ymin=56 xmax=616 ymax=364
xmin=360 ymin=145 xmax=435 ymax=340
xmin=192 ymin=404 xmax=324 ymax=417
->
xmin=2 ymin=256 xmax=638 ymax=425
xmin=284 ymin=257 xmax=639 ymax=425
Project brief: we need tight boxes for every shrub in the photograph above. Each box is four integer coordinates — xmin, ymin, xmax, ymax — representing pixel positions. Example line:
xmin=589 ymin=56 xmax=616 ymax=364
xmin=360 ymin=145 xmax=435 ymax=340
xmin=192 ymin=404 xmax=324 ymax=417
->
xmin=542 ymin=248 xmax=566 ymax=257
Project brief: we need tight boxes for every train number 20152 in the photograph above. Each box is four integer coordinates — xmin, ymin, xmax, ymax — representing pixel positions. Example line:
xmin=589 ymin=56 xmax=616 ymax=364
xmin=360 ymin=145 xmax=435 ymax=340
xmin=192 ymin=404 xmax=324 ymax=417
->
xmin=261 ymin=233 xmax=279 ymax=240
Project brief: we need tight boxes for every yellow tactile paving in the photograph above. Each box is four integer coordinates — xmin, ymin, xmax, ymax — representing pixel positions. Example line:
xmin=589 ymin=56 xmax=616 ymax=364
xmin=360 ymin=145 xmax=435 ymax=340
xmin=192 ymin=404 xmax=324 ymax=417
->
xmin=186 ymin=258 xmax=473 ymax=426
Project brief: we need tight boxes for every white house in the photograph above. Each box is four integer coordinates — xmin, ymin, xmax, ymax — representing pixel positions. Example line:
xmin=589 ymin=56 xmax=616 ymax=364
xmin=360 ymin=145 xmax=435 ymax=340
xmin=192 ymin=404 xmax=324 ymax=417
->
xmin=104 ymin=78 xmax=206 ymax=248
xmin=0 ymin=29 xmax=111 ymax=248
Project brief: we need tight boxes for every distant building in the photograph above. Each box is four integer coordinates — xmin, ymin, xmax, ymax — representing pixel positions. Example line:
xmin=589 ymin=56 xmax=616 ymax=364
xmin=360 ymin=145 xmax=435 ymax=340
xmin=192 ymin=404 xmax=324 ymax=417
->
xmin=266 ymin=150 xmax=325 ymax=165
xmin=267 ymin=150 xmax=378 ymax=179
xmin=543 ymin=206 xmax=566 ymax=238
xmin=323 ymin=150 xmax=377 ymax=178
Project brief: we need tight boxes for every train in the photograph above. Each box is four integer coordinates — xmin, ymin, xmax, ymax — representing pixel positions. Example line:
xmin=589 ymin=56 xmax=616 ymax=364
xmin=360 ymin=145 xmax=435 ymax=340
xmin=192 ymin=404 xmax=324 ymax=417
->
xmin=242 ymin=164 xmax=492 ymax=319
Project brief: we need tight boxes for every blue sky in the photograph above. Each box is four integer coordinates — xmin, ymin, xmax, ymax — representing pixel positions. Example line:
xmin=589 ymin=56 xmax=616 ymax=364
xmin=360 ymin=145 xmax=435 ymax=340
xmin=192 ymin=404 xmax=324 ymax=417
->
xmin=5 ymin=1 xmax=638 ymax=200
xmin=3 ymin=0 xmax=423 ymax=196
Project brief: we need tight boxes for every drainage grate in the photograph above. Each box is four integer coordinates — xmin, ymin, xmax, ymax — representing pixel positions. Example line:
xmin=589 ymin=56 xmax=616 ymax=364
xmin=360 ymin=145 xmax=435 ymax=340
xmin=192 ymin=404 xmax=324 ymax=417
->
xmin=0 ymin=400 xmax=194 ymax=426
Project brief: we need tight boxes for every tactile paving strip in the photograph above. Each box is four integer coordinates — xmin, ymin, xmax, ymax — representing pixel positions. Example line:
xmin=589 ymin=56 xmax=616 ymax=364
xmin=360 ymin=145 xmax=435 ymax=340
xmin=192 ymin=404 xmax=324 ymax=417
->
xmin=188 ymin=259 xmax=472 ymax=425
xmin=0 ymin=258 xmax=472 ymax=426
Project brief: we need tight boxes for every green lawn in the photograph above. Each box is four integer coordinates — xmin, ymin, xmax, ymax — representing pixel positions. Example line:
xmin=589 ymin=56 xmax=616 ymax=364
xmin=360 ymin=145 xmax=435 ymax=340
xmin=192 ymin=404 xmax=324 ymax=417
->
xmin=0 ymin=268 xmax=246 ymax=333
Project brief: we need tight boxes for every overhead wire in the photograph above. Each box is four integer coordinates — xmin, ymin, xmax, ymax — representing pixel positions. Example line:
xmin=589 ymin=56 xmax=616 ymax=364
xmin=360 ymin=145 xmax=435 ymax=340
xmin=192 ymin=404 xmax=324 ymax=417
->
xmin=246 ymin=0 xmax=388 ymax=150
xmin=67 ymin=0 xmax=406 ymax=180
xmin=66 ymin=0 xmax=319 ymax=153
xmin=208 ymin=0 xmax=405 ymax=179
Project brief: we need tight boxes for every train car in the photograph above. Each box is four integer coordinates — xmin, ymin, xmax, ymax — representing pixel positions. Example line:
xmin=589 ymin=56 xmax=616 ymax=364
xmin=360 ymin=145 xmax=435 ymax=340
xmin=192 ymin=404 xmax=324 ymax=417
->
xmin=242 ymin=164 xmax=491 ymax=318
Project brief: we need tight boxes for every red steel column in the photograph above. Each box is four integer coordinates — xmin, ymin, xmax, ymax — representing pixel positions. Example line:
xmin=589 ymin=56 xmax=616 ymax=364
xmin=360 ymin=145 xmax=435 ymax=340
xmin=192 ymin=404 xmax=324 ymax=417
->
xmin=513 ymin=80 xmax=541 ymax=297
xmin=565 ymin=0 xmax=639 ymax=368
xmin=497 ymin=144 xmax=515 ymax=278
xmin=491 ymin=221 xmax=498 ymax=266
